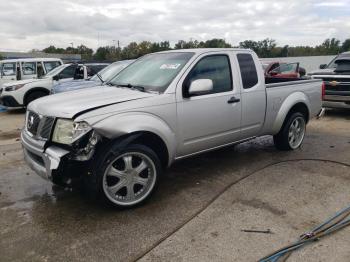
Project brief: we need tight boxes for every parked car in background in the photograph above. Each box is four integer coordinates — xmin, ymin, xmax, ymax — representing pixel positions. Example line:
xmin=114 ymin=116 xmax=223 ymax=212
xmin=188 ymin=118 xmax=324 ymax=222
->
xmin=0 ymin=58 xmax=63 ymax=88
xmin=0 ymin=63 xmax=109 ymax=107
xmin=22 ymin=48 xmax=323 ymax=208
xmin=312 ymin=57 xmax=350 ymax=109
xmin=52 ymin=60 xmax=134 ymax=94
xmin=262 ymin=61 xmax=306 ymax=84
xmin=308 ymin=51 xmax=350 ymax=76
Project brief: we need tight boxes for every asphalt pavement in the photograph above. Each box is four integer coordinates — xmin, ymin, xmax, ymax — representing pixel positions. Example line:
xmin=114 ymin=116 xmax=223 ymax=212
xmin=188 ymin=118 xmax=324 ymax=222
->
xmin=0 ymin=109 xmax=349 ymax=262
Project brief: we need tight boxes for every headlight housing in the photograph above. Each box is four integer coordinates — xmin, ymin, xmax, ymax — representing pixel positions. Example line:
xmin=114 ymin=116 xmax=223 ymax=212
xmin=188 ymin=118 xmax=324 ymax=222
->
xmin=52 ymin=119 xmax=92 ymax=145
xmin=5 ymin=84 xmax=25 ymax=91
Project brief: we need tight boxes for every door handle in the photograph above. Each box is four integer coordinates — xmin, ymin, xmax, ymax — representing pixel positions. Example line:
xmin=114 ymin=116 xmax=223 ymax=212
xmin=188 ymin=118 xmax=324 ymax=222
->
xmin=227 ymin=96 xmax=240 ymax=104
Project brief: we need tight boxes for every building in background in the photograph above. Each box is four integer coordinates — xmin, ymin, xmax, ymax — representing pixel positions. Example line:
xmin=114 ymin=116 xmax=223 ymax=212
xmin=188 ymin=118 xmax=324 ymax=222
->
xmin=0 ymin=51 xmax=81 ymax=63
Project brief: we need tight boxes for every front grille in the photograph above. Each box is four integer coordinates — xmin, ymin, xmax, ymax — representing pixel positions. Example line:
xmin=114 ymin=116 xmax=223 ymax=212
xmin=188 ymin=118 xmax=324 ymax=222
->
xmin=27 ymin=111 xmax=41 ymax=136
xmin=39 ymin=117 xmax=55 ymax=139
xmin=26 ymin=111 xmax=55 ymax=140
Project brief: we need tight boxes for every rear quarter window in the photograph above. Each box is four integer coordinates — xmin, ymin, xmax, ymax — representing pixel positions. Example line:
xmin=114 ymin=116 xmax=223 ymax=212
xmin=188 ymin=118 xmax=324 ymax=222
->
xmin=237 ymin=53 xmax=258 ymax=89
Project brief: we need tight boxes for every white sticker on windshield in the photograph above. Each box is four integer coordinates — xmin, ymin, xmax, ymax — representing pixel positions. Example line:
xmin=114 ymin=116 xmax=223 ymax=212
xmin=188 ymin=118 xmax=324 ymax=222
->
xmin=160 ymin=63 xmax=181 ymax=69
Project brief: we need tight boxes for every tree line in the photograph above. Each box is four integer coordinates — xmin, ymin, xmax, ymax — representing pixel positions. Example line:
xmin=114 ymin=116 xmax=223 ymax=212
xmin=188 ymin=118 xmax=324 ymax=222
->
xmin=42 ymin=38 xmax=350 ymax=61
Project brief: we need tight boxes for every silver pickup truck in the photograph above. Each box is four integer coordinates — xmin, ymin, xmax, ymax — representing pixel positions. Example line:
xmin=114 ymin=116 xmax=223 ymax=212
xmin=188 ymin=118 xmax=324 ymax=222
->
xmin=21 ymin=48 xmax=323 ymax=208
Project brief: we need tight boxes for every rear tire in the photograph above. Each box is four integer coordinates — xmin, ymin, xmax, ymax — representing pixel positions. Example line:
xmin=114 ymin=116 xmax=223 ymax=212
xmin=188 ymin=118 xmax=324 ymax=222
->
xmin=85 ymin=143 xmax=162 ymax=208
xmin=273 ymin=112 xmax=306 ymax=151
xmin=24 ymin=90 xmax=48 ymax=107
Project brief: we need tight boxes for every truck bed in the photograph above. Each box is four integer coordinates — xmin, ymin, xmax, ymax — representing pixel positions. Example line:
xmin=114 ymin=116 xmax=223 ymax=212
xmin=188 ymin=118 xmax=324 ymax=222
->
xmin=261 ymin=79 xmax=323 ymax=135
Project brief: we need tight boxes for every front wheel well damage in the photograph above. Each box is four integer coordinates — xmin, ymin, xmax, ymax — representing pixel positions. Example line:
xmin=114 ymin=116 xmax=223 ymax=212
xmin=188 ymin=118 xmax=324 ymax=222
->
xmin=130 ymin=132 xmax=169 ymax=168
xmin=101 ymin=131 xmax=169 ymax=169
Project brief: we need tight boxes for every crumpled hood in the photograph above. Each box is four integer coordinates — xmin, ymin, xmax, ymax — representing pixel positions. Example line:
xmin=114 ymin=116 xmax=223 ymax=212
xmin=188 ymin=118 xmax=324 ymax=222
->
xmin=52 ymin=79 xmax=100 ymax=93
xmin=3 ymin=78 xmax=48 ymax=87
xmin=29 ymin=85 xmax=156 ymax=118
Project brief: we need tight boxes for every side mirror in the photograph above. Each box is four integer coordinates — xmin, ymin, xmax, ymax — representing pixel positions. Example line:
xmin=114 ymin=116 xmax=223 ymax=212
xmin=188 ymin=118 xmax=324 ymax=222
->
xmin=53 ymin=75 xmax=60 ymax=81
xmin=319 ymin=64 xmax=327 ymax=69
xmin=188 ymin=79 xmax=213 ymax=96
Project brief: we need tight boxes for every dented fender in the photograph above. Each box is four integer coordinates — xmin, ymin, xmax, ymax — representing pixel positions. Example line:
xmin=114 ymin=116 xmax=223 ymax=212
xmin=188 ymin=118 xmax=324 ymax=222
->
xmin=86 ymin=112 xmax=177 ymax=163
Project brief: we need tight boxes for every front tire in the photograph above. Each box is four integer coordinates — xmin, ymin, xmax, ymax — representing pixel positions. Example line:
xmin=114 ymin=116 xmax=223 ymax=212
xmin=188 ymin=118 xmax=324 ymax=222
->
xmin=87 ymin=143 xmax=162 ymax=208
xmin=273 ymin=112 xmax=306 ymax=151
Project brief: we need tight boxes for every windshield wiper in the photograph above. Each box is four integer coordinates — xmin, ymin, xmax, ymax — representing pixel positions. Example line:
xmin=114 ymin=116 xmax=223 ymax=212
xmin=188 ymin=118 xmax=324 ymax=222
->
xmin=117 ymin=83 xmax=146 ymax=92
xmin=96 ymin=73 xmax=104 ymax=83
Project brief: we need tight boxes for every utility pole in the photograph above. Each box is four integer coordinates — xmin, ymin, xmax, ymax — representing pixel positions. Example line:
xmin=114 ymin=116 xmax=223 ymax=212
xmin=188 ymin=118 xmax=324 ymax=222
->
xmin=70 ymin=42 xmax=74 ymax=48
xmin=97 ymin=32 xmax=100 ymax=48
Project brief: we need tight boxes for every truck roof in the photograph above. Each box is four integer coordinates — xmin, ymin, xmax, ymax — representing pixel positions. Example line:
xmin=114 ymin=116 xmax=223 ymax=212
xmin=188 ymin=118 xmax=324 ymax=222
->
xmin=156 ymin=48 xmax=253 ymax=55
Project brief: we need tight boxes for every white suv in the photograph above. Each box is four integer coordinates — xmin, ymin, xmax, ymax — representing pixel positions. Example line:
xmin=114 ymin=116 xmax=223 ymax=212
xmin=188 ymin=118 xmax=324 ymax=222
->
xmin=0 ymin=63 xmax=108 ymax=107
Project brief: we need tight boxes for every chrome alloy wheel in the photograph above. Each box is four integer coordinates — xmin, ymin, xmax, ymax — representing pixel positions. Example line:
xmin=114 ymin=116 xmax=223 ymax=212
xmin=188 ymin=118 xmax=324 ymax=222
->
xmin=102 ymin=152 xmax=157 ymax=206
xmin=288 ymin=116 xmax=306 ymax=149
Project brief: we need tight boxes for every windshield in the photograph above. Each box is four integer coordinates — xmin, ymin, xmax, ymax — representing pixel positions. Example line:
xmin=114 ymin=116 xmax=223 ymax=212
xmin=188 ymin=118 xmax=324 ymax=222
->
xmin=272 ymin=63 xmax=298 ymax=74
xmin=334 ymin=59 xmax=350 ymax=73
xmin=109 ymin=52 xmax=194 ymax=93
xmin=91 ymin=61 xmax=133 ymax=82
xmin=43 ymin=64 xmax=67 ymax=78
xmin=327 ymin=53 xmax=350 ymax=69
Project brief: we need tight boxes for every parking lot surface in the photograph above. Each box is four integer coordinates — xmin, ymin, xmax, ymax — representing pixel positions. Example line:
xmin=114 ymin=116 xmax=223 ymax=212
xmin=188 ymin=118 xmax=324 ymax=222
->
xmin=0 ymin=109 xmax=349 ymax=262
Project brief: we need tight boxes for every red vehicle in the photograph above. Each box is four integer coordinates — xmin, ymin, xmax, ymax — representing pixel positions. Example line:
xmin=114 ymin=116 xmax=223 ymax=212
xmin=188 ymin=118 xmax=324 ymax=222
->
xmin=262 ymin=61 xmax=306 ymax=84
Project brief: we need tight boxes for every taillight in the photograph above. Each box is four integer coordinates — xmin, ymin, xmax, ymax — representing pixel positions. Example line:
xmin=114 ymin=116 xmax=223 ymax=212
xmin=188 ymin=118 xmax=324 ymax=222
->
xmin=321 ymin=81 xmax=325 ymax=100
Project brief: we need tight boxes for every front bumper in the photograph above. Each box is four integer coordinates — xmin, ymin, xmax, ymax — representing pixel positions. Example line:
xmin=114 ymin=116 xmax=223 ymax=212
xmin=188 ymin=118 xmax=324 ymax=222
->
xmin=21 ymin=130 xmax=69 ymax=180
xmin=323 ymin=101 xmax=350 ymax=109
xmin=324 ymin=95 xmax=350 ymax=103
xmin=0 ymin=95 xmax=22 ymax=107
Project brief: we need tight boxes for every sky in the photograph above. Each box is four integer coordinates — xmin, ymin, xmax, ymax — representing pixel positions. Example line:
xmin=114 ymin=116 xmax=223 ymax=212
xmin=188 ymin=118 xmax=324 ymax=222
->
xmin=0 ymin=0 xmax=349 ymax=52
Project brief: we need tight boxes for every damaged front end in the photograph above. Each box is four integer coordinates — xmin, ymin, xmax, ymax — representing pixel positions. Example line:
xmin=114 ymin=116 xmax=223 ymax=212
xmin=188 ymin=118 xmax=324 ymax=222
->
xmin=70 ymin=130 xmax=101 ymax=161
xmin=21 ymin=115 xmax=103 ymax=187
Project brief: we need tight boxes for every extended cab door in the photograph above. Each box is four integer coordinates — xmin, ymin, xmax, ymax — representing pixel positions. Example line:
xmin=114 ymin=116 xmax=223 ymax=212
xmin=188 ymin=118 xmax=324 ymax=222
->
xmin=236 ymin=52 xmax=266 ymax=138
xmin=176 ymin=52 xmax=242 ymax=157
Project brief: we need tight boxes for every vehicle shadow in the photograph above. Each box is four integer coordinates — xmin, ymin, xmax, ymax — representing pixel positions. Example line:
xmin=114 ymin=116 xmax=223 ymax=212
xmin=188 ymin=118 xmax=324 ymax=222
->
xmin=5 ymin=108 xmax=26 ymax=115
xmin=325 ymin=108 xmax=350 ymax=120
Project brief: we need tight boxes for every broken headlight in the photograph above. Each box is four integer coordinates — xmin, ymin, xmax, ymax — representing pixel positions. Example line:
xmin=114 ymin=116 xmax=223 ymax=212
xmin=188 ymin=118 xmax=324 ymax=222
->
xmin=52 ymin=119 xmax=92 ymax=145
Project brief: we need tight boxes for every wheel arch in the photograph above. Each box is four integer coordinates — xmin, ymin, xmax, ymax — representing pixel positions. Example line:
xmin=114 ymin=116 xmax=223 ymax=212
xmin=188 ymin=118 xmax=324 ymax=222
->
xmin=272 ymin=92 xmax=311 ymax=134
xmin=23 ymin=87 xmax=50 ymax=105
xmin=89 ymin=112 xmax=176 ymax=167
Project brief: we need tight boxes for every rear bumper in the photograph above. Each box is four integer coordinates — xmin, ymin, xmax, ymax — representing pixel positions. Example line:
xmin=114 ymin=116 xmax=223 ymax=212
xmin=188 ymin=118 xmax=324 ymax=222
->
xmin=21 ymin=130 xmax=69 ymax=180
xmin=0 ymin=95 xmax=22 ymax=107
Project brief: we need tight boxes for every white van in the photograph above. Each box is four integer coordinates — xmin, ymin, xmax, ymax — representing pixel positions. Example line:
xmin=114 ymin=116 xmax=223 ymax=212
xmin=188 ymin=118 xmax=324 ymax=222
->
xmin=0 ymin=58 xmax=63 ymax=88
